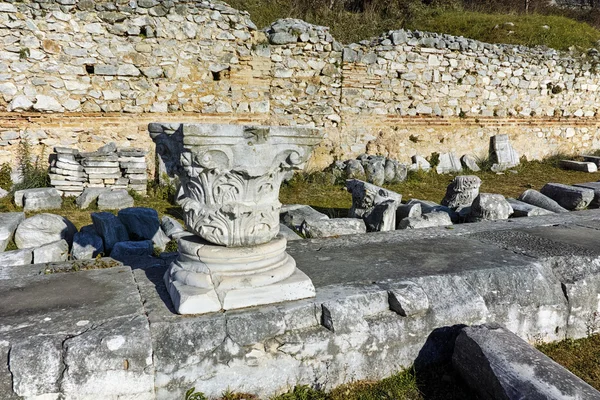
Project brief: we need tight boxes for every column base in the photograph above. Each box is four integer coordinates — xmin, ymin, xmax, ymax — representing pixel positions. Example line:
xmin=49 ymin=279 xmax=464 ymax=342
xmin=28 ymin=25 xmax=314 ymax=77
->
xmin=164 ymin=235 xmax=315 ymax=315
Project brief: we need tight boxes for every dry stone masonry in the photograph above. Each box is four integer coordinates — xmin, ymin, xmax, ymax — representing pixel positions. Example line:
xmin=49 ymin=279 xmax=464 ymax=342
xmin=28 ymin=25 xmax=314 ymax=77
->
xmin=1 ymin=0 xmax=600 ymax=170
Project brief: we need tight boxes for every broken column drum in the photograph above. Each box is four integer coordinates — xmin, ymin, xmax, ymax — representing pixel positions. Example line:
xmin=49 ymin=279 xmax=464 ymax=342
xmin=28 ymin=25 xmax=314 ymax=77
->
xmin=149 ymin=123 xmax=323 ymax=314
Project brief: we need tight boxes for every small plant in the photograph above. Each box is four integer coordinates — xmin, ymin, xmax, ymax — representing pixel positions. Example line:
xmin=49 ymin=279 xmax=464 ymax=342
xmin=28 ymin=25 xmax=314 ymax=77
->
xmin=458 ymin=110 xmax=467 ymax=118
xmin=184 ymin=388 xmax=208 ymax=400
xmin=19 ymin=47 xmax=30 ymax=60
xmin=11 ymin=140 xmax=49 ymax=193
xmin=0 ymin=162 xmax=12 ymax=190
xmin=165 ymin=239 xmax=179 ymax=253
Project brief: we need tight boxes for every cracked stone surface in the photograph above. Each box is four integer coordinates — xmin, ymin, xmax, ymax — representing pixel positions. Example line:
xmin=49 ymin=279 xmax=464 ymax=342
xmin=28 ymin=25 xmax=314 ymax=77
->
xmin=4 ymin=209 xmax=600 ymax=399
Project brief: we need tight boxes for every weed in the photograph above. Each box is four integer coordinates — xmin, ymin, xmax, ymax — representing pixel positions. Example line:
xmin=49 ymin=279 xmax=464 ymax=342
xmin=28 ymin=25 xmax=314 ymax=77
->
xmin=165 ymin=239 xmax=179 ymax=253
xmin=11 ymin=140 xmax=49 ymax=193
xmin=19 ymin=47 xmax=29 ymax=59
xmin=0 ymin=162 xmax=12 ymax=191
xmin=184 ymin=388 xmax=208 ymax=400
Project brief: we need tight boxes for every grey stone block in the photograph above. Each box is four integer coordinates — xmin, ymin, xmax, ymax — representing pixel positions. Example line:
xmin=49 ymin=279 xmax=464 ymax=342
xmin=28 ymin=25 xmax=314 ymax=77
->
xmin=10 ymin=336 xmax=63 ymax=398
xmin=14 ymin=187 xmax=61 ymax=208
xmin=72 ymin=231 xmax=104 ymax=260
xmin=23 ymin=193 xmax=63 ymax=212
xmin=489 ymin=134 xmax=519 ymax=172
xmin=398 ymin=211 xmax=453 ymax=229
xmin=363 ymin=199 xmax=398 ymax=232
xmin=301 ymin=218 xmax=366 ymax=238
xmin=14 ymin=214 xmax=76 ymax=249
xmin=0 ymin=248 xmax=32 ymax=267
xmin=118 ymin=207 xmax=160 ymax=241
xmin=560 ymin=160 xmax=597 ymax=172
xmin=33 ymin=239 xmax=69 ymax=264
xmin=518 ymin=189 xmax=569 ymax=213
xmin=573 ymin=182 xmax=600 ymax=208
xmin=0 ymin=212 xmax=25 ymax=252
xmin=453 ymin=323 xmax=600 ymax=400
xmin=407 ymin=199 xmax=458 ymax=222
xmin=383 ymin=281 xmax=429 ymax=317
xmin=396 ymin=203 xmax=422 ymax=221
xmin=469 ymin=193 xmax=513 ymax=221
xmin=347 ymin=179 xmax=402 ymax=219
xmin=160 ymin=216 xmax=186 ymax=239
xmin=461 ymin=154 xmax=481 ymax=172
xmin=110 ymin=240 xmax=154 ymax=261
xmin=365 ymin=158 xmax=385 ymax=186
xmin=91 ymin=212 xmax=129 ymax=252
xmin=541 ymin=183 xmax=595 ymax=210
xmin=436 ymin=152 xmax=462 ymax=174
xmin=345 ymin=159 xmax=365 ymax=179
xmin=507 ymin=198 xmax=554 ymax=217
xmin=281 ymin=204 xmax=329 ymax=230
xmin=76 ymin=188 xmax=111 ymax=209
xmin=97 ymin=189 xmax=134 ymax=210
xmin=582 ymin=154 xmax=600 ymax=167
xmin=441 ymin=175 xmax=481 ymax=209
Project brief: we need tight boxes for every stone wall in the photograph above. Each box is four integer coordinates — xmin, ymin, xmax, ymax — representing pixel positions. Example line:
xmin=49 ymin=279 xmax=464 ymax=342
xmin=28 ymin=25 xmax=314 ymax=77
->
xmin=1 ymin=0 xmax=600 ymax=173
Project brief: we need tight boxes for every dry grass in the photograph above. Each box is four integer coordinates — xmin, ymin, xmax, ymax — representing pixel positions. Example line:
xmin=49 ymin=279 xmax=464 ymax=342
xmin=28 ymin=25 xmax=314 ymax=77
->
xmin=538 ymin=334 xmax=600 ymax=390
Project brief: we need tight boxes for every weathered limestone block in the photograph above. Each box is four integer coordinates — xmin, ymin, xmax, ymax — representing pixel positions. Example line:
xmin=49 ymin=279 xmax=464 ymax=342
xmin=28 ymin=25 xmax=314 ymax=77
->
xmin=396 ymin=203 xmax=422 ymax=221
xmin=398 ymin=211 xmax=453 ymax=229
xmin=560 ymin=160 xmax=597 ymax=173
xmin=453 ymin=323 xmax=600 ymax=400
xmin=384 ymin=281 xmax=429 ymax=317
xmin=97 ymin=189 xmax=134 ymax=210
xmin=574 ymin=182 xmax=600 ymax=208
xmin=436 ymin=152 xmax=462 ymax=174
xmin=461 ymin=154 xmax=481 ymax=172
xmin=469 ymin=194 xmax=513 ymax=221
xmin=14 ymin=214 xmax=76 ymax=249
xmin=582 ymin=154 xmax=600 ymax=167
xmin=540 ymin=183 xmax=594 ymax=211
xmin=364 ymin=158 xmax=385 ymax=186
xmin=441 ymin=175 xmax=482 ymax=209
xmin=72 ymin=231 xmax=105 ymax=260
xmin=91 ymin=212 xmax=129 ymax=253
xmin=347 ymin=179 xmax=402 ymax=219
xmin=301 ymin=218 xmax=366 ymax=238
xmin=281 ymin=205 xmax=329 ymax=231
xmin=110 ymin=240 xmax=154 ymax=261
xmin=363 ymin=199 xmax=398 ymax=232
xmin=506 ymin=198 xmax=554 ymax=217
xmin=345 ymin=160 xmax=365 ymax=179
xmin=76 ymin=188 xmax=111 ymax=209
xmin=407 ymin=199 xmax=458 ymax=222
xmin=160 ymin=216 xmax=186 ymax=239
xmin=118 ymin=207 xmax=161 ymax=241
xmin=490 ymin=134 xmax=519 ymax=172
xmin=33 ymin=239 xmax=69 ymax=263
xmin=14 ymin=188 xmax=61 ymax=208
xmin=518 ymin=189 xmax=569 ymax=213
xmin=411 ymin=155 xmax=431 ymax=171
xmin=0 ymin=212 xmax=25 ymax=252
xmin=0 ymin=248 xmax=32 ymax=267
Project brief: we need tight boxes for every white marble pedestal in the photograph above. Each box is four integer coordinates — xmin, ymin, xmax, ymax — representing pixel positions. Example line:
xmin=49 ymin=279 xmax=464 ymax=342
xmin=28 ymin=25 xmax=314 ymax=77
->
xmin=165 ymin=235 xmax=315 ymax=314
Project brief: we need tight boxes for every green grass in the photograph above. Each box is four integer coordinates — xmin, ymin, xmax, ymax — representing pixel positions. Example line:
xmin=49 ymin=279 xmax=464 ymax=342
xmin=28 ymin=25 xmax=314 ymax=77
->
xmin=407 ymin=11 xmax=600 ymax=50
xmin=226 ymin=0 xmax=600 ymax=50
xmin=280 ymin=158 xmax=600 ymax=216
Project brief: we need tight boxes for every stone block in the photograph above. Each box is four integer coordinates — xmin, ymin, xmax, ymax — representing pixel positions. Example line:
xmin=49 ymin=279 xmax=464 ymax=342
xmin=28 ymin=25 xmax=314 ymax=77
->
xmin=453 ymin=323 xmax=600 ymax=400
xmin=469 ymin=193 xmax=513 ymax=221
xmin=14 ymin=213 xmax=76 ymax=249
xmin=540 ymin=183 xmax=594 ymax=211
xmin=91 ymin=212 xmax=129 ymax=252
xmin=441 ymin=175 xmax=481 ymax=209
xmin=23 ymin=193 xmax=62 ymax=212
xmin=436 ymin=152 xmax=462 ymax=174
xmin=72 ymin=231 xmax=104 ymax=260
xmin=411 ymin=155 xmax=431 ymax=171
xmin=301 ymin=218 xmax=366 ymax=238
xmin=490 ymin=134 xmax=519 ymax=171
xmin=278 ymin=223 xmax=302 ymax=241
xmin=76 ymin=187 xmax=111 ymax=209
xmin=0 ymin=248 xmax=32 ymax=267
xmin=118 ymin=207 xmax=161 ymax=241
xmin=506 ymin=198 xmax=554 ymax=217
xmin=398 ymin=211 xmax=453 ymax=229
xmin=363 ymin=199 xmax=398 ymax=232
xmin=560 ymin=160 xmax=597 ymax=173
xmin=160 ymin=216 xmax=186 ymax=239
xmin=110 ymin=240 xmax=154 ymax=261
xmin=14 ymin=187 xmax=61 ymax=208
xmin=345 ymin=160 xmax=365 ymax=179
xmin=346 ymin=179 xmax=402 ymax=219
xmin=33 ymin=239 xmax=69 ymax=263
xmin=582 ymin=154 xmax=600 ymax=167
xmin=364 ymin=158 xmax=385 ymax=186
xmin=460 ymin=154 xmax=481 ymax=172
xmin=281 ymin=205 xmax=329 ymax=230
xmin=518 ymin=189 xmax=569 ymax=213
xmin=573 ymin=182 xmax=600 ymax=208
xmin=0 ymin=212 xmax=25 ymax=252
xmin=97 ymin=190 xmax=134 ymax=210
xmin=396 ymin=203 xmax=422 ymax=221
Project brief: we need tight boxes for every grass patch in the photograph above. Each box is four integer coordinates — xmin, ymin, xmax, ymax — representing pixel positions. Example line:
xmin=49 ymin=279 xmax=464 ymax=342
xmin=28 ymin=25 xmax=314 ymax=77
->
xmin=226 ymin=0 xmax=600 ymax=49
xmin=281 ymin=157 xmax=600 ymax=213
xmin=538 ymin=334 xmax=600 ymax=391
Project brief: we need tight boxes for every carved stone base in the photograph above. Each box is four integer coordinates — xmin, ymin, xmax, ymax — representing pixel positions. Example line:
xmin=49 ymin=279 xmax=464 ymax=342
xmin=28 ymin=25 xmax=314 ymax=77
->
xmin=164 ymin=235 xmax=316 ymax=314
